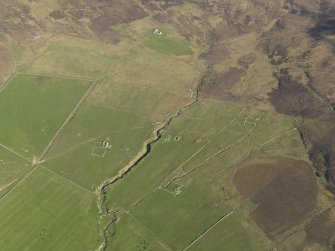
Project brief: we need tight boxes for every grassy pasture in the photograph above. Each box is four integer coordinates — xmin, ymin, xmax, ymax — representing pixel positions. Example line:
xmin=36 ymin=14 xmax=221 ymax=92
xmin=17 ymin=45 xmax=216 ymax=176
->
xmin=0 ymin=147 xmax=30 ymax=197
xmin=43 ymin=104 xmax=154 ymax=190
xmin=113 ymin=22 xmax=193 ymax=56
xmin=0 ymin=167 xmax=101 ymax=251
xmin=141 ymin=28 xmax=193 ymax=56
xmin=132 ymin=181 xmax=232 ymax=250
xmin=26 ymin=35 xmax=198 ymax=88
xmin=43 ymin=70 xmax=197 ymax=190
xmin=104 ymin=100 xmax=305 ymax=250
xmin=0 ymin=74 xmax=91 ymax=159
xmin=188 ymin=214 xmax=266 ymax=251
xmin=107 ymin=213 xmax=167 ymax=251
xmin=105 ymin=101 xmax=247 ymax=209
xmin=88 ymin=76 xmax=193 ymax=122
xmin=25 ymin=36 xmax=121 ymax=79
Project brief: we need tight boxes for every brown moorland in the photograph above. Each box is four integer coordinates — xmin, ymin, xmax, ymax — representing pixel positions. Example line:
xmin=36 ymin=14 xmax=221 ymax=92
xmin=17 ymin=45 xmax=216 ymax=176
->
xmin=234 ymin=157 xmax=317 ymax=238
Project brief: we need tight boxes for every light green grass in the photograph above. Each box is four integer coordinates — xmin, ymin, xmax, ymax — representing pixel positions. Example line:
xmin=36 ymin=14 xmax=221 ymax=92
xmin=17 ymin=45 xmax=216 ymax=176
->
xmin=104 ymin=100 xmax=279 ymax=250
xmin=142 ymin=28 xmax=192 ymax=56
xmin=107 ymin=213 xmax=167 ymax=251
xmin=42 ymin=81 xmax=193 ymax=190
xmin=26 ymin=36 xmax=121 ymax=79
xmin=0 ymin=74 xmax=91 ymax=159
xmin=189 ymin=214 xmax=266 ymax=251
xmin=43 ymin=104 xmax=154 ymax=190
xmin=0 ymin=167 xmax=101 ymax=251
xmin=0 ymin=147 xmax=30 ymax=197
xmin=106 ymin=101 xmax=245 ymax=209
xmin=132 ymin=180 xmax=232 ymax=250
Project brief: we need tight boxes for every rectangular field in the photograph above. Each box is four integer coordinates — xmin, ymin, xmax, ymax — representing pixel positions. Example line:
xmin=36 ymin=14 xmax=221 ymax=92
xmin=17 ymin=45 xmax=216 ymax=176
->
xmin=188 ymin=214 xmax=266 ymax=251
xmin=0 ymin=167 xmax=101 ymax=251
xmin=0 ymin=73 xmax=92 ymax=159
xmin=43 ymin=104 xmax=154 ymax=190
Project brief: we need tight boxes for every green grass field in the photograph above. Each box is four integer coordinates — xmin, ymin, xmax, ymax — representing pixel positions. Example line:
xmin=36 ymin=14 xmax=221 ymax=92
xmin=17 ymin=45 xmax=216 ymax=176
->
xmin=188 ymin=214 xmax=267 ymax=251
xmin=0 ymin=148 xmax=30 ymax=197
xmin=131 ymin=183 xmax=232 ymax=250
xmin=107 ymin=213 xmax=168 ymax=251
xmin=105 ymin=101 xmax=247 ymax=209
xmin=0 ymin=74 xmax=91 ymax=160
xmin=101 ymin=101 xmax=260 ymax=249
xmin=43 ymin=104 xmax=154 ymax=190
xmin=0 ymin=167 xmax=101 ymax=251
xmin=142 ymin=28 xmax=193 ymax=56
xmin=0 ymin=72 xmax=303 ymax=250
xmin=102 ymin=99 xmax=305 ymax=250
xmin=2 ymin=1 xmax=331 ymax=249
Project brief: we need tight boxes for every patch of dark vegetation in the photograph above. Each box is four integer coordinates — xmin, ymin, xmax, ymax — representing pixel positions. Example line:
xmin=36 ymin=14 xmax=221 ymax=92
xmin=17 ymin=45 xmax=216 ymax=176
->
xmin=237 ymin=53 xmax=257 ymax=69
xmin=268 ymin=69 xmax=324 ymax=116
xmin=175 ymin=15 xmax=208 ymax=42
xmin=153 ymin=13 xmax=168 ymax=23
xmin=234 ymin=157 xmax=317 ymax=238
xmin=141 ymin=0 xmax=183 ymax=11
xmin=88 ymin=1 xmax=148 ymax=36
xmin=283 ymin=0 xmax=316 ymax=17
xmin=301 ymin=117 xmax=335 ymax=189
xmin=273 ymin=19 xmax=286 ymax=30
xmin=304 ymin=208 xmax=335 ymax=246
xmin=198 ymin=66 xmax=245 ymax=100
xmin=306 ymin=1 xmax=335 ymax=49
xmin=199 ymin=45 xmax=230 ymax=64
xmin=309 ymin=17 xmax=335 ymax=39
xmin=269 ymin=44 xmax=288 ymax=65
xmin=309 ymin=145 xmax=330 ymax=175
xmin=49 ymin=0 xmax=148 ymax=43
xmin=49 ymin=10 xmax=65 ymax=20
xmin=0 ymin=2 xmax=44 ymax=40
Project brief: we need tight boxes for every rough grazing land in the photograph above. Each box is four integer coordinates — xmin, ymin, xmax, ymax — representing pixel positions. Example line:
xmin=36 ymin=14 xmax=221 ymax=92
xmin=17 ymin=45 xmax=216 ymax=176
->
xmin=234 ymin=157 xmax=317 ymax=238
xmin=1 ymin=0 xmax=335 ymax=250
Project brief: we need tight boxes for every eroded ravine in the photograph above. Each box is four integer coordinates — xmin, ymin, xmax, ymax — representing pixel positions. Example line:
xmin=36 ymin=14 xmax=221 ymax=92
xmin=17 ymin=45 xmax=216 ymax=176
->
xmin=95 ymin=88 xmax=199 ymax=250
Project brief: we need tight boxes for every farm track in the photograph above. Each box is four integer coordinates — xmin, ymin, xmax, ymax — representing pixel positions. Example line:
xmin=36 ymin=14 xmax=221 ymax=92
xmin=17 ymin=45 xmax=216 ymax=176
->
xmin=182 ymin=210 xmax=235 ymax=251
xmin=0 ymin=143 xmax=31 ymax=163
xmin=0 ymin=73 xmax=18 ymax=94
xmin=96 ymin=89 xmax=199 ymax=250
xmin=38 ymin=76 xmax=104 ymax=162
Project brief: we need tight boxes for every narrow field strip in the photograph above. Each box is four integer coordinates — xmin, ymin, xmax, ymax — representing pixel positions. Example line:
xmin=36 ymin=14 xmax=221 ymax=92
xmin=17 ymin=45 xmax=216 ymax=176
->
xmin=126 ymin=211 xmax=173 ymax=251
xmin=38 ymin=76 xmax=104 ymax=161
xmin=0 ymin=166 xmax=38 ymax=202
xmin=259 ymin=127 xmax=297 ymax=147
xmin=0 ymin=179 xmax=18 ymax=192
xmin=160 ymin=110 xmax=246 ymax=187
xmin=182 ymin=210 xmax=235 ymax=251
xmin=162 ymin=120 xmax=255 ymax=189
xmin=16 ymin=71 xmax=95 ymax=82
xmin=39 ymin=165 xmax=92 ymax=194
xmin=44 ymin=125 xmax=150 ymax=162
xmin=44 ymin=137 xmax=97 ymax=162
xmin=0 ymin=143 xmax=32 ymax=163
